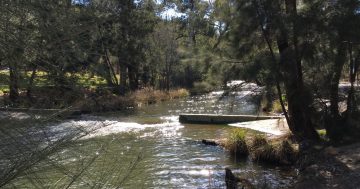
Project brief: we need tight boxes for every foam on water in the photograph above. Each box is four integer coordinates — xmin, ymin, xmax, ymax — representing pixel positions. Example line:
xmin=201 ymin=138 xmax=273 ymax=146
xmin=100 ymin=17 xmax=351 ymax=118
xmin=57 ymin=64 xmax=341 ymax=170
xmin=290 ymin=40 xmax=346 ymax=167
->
xmin=47 ymin=115 xmax=183 ymax=140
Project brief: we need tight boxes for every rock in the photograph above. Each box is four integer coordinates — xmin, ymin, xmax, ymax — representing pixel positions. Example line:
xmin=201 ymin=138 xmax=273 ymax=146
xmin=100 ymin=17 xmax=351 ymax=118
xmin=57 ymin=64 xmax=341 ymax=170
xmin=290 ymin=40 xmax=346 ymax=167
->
xmin=201 ymin=139 xmax=219 ymax=146
xmin=324 ymin=146 xmax=338 ymax=155
xmin=225 ymin=168 xmax=255 ymax=189
xmin=299 ymin=140 xmax=313 ymax=151
xmin=225 ymin=168 xmax=238 ymax=189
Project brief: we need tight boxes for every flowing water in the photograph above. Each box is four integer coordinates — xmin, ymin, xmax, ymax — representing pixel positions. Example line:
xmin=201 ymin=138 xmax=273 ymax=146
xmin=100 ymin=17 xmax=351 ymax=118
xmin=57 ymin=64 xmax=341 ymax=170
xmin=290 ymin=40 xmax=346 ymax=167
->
xmin=3 ymin=90 xmax=296 ymax=188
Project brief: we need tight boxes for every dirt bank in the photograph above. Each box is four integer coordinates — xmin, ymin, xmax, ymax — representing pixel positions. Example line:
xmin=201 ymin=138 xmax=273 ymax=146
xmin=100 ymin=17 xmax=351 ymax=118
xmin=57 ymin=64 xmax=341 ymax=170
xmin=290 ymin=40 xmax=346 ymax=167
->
xmin=295 ymin=142 xmax=360 ymax=189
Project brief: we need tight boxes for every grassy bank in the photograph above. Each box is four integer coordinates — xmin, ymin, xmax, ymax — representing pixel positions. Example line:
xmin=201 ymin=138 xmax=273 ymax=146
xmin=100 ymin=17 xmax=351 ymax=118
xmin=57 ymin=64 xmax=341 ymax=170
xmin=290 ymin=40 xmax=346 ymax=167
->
xmin=0 ymin=70 xmax=109 ymax=95
xmin=222 ymin=128 xmax=299 ymax=166
xmin=0 ymin=70 xmax=189 ymax=112
xmin=1 ymin=86 xmax=189 ymax=113
xmin=78 ymin=88 xmax=190 ymax=113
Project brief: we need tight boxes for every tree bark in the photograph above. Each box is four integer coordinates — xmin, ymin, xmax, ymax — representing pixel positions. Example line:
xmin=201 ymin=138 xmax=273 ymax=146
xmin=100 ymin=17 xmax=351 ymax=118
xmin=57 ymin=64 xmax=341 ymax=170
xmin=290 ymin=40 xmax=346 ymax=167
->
xmin=330 ymin=42 xmax=347 ymax=118
xmin=9 ymin=62 xmax=19 ymax=102
xmin=128 ymin=66 xmax=138 ymax=91
xmin=277 ymin=0 xmax=319 ymax=140
xmin=119 ymin=61 xmax=127 ymax=96
xmin=346 ymin=43 xmax=358 ymax=115
xmin=26 ymin=65 xmax=37 ymax=101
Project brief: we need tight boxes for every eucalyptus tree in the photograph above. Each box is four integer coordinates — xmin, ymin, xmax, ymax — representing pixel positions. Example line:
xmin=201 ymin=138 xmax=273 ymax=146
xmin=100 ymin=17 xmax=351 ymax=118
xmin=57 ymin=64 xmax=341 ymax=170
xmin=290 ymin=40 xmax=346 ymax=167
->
xmin=228 ymin=0 xmax=320 ymax=140
xmin=89 ymin=0 xmax=157 ymax=94
xmin=227 ymin=0 xmax=360 ymax=141
xmin=0 ymin=1 xmax=28 ymax=102
xmin=149 ymin=21 xmax=180 ymax=90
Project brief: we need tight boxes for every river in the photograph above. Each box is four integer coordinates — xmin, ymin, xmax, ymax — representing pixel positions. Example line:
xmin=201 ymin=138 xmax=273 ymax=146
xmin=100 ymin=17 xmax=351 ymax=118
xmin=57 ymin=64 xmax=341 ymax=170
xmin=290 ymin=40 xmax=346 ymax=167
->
xmin=2 ymin=90 xmax=296 ymax=188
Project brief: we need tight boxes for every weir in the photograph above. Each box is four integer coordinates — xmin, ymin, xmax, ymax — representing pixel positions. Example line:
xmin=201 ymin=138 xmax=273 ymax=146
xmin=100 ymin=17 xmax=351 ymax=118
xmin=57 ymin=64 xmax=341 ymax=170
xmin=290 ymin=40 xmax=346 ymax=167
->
xmin=179 ymin=114 xmax=283 ymax=124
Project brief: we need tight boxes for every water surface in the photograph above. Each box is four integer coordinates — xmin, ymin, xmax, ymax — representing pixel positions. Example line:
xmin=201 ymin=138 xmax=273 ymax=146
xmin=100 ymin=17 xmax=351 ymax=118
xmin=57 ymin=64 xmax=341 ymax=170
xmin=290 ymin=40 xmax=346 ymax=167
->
xmin=3 ymin=91 xmax=295 ymax=188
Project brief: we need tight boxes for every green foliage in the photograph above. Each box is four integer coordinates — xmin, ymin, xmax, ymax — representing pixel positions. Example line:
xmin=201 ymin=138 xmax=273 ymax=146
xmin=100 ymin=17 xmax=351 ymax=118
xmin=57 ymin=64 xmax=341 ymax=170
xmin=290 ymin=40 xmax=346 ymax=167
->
xmin=190 ymin=81 xmax=214 ymax=95
xmin=317 ymin=129 xmax=328 ymax=140
xmin=225 ymin=128 xmax=249 ymax=158
xmin=229 ymin=128 xmax=247 ymax=142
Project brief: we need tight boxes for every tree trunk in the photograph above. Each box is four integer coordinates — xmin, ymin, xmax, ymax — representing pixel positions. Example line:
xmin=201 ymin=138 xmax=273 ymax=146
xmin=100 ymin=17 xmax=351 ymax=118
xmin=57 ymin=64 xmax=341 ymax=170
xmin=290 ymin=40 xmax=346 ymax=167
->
xmin=277 ymin=0 xmax=319 ymax=141
xmin=128 ymin=66 xmax=138 ymax=91
xmin=330 ymin=42 xmax=347 ymax=118
xmin=325 ymin=42 xmax=347 ymax=140
xmin=346 ymin=43 xmax=358 ymax=115
xmin=119 ymin=61 xmax=127 ymax=96
xmin=9 ymin=62 xmax=19 ymax=102
xmin=277 ymin=37 xmax=319 ymax=140
xmin=104 ymin=50 xmax=118 ymax=86
xmin=26 ymin=65 xmax=37 ymax=101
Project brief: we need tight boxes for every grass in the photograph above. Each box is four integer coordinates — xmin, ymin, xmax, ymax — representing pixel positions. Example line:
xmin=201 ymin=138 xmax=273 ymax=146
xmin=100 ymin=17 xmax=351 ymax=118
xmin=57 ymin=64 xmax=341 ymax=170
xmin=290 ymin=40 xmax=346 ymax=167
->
xmin=317 ymin=129 xmax=328 ymax=141
xmin=250 ymin=134 xmax=268 ymax=150
xmin=0 ymin=69 xmax=189 ymax=111
xmin=272 ymin=99 xmax=284 ymax=114
xmin=66 ymin=73 xmax=107 ymax=88
xmin=0 ymin=70 xmax=107 ymax=95
xmin=224 ymin=128 xmax=249 ymax=158
xmin=317 ymin=129 xmax=327 ymax=137
xmin=251 ymin=138 xmax=298 ymax=165
xmin=133 ymin=88 xmax=189 ymax=105
xmin=223 ymin=130 xmax=299 ymax=165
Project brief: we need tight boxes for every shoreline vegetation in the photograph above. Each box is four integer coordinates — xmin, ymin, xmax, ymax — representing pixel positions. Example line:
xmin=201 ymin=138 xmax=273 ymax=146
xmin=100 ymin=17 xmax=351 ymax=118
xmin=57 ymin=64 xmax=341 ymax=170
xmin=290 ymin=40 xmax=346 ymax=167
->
xmin=0 ymin=68 xmax=191 ymax=113
xmin=0 ymin=86 xmax=190 ymax=114
xmin=1 ymin=0 xmax=360 ymax=188
xmin=204 ymin=126 xmax=360 ymax=188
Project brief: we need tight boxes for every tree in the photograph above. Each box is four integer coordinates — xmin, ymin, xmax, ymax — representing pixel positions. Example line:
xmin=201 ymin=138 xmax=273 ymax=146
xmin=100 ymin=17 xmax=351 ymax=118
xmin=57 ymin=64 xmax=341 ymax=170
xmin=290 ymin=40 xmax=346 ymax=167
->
xmin=227 ymin=0 xmax=360 ymax=141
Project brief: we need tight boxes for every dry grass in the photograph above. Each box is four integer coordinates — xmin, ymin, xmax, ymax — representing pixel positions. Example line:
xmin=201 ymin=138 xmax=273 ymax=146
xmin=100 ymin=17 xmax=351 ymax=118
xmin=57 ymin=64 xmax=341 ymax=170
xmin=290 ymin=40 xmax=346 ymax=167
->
xmin=250 ymin=135 xmax=268 ymax=150
xmin=224 ymin=130 xmax=298 ymax=164
xmin=272 ymin=99 xmax=284 ymax=114
xmin=133 ymin=88 xmax=189 ymax=105
xmin=3 ymin=87 xmax=189 ymax=112
xmin=169 ymin=88 xmax=190 ymax=99
xmin=251 ymin=138 xmax=298 ymax=165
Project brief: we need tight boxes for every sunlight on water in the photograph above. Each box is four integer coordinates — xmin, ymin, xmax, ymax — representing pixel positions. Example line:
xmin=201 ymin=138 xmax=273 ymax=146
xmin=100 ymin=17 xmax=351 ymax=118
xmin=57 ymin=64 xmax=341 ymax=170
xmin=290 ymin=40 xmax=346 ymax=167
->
xmin=4 ymin=85 xmax=295 ymax=189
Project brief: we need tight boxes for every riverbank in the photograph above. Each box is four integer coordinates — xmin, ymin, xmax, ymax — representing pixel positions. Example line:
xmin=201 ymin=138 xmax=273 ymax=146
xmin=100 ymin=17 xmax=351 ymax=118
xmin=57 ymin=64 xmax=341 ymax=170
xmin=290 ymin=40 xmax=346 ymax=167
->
xmin=295 ymin=142 xmax=360 ymax=189
xmin=0 ymin=87 xmax=189 ymax=114
xmin=205 ymin=120 xmax=360 ymax=189
xmin=230 ymin=118 xmax=360 ymax=188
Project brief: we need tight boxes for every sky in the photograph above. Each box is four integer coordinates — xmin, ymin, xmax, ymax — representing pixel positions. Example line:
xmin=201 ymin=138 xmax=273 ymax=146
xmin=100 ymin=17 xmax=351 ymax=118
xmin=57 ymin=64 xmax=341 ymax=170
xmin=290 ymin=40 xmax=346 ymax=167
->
xmin=160 ymin=6 xmax=186 ymax=19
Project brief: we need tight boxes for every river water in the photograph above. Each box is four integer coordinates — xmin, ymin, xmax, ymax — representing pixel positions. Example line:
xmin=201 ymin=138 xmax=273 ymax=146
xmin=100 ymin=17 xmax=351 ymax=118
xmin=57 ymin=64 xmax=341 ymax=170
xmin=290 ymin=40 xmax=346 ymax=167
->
xmin=3 ymin=91 xmax=296 ymax=188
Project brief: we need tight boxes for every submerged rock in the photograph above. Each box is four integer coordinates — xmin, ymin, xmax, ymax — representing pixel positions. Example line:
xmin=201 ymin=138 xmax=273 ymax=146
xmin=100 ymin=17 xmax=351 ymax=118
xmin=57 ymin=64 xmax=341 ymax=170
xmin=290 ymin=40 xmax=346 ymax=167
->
xmin=225 ymin=168 xmax=255 ymax=189
xmin=201 ymin=139 xmax=219 ymax=146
